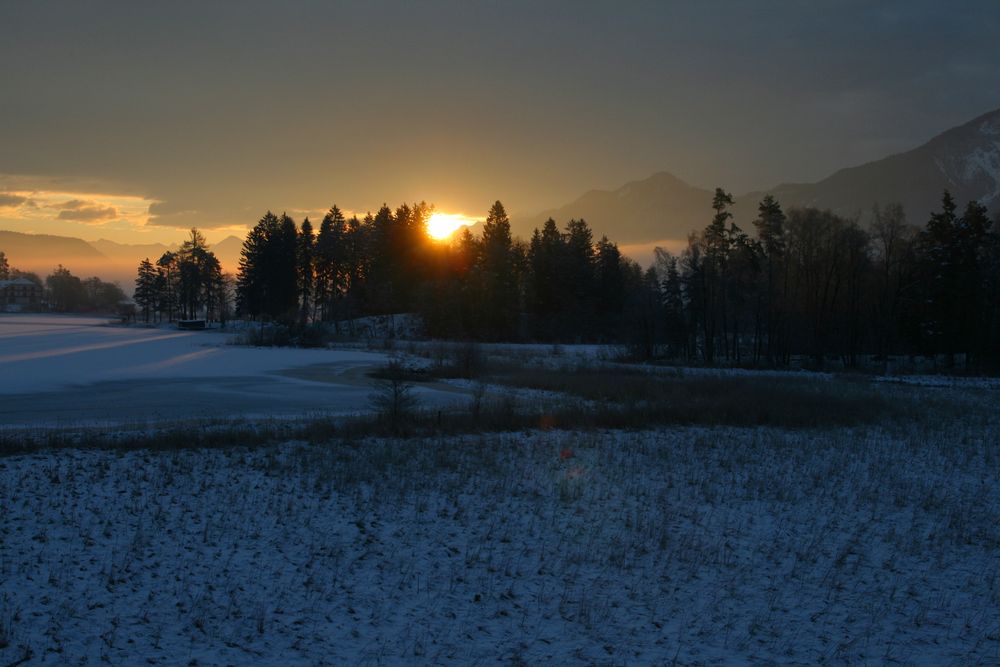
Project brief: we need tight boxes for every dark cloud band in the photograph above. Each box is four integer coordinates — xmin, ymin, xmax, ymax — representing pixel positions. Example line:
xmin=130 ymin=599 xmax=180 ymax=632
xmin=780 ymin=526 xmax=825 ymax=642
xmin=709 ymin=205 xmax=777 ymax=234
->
xmin=0 ymin=193 xmax=31 ymax=208
xmin=57 ymin=205 xmax=118 ymax=221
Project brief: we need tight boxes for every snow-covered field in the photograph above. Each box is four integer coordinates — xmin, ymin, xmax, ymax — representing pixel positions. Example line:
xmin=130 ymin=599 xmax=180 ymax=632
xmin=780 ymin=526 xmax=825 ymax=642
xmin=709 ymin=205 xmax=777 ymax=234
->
xmin=0 ymin=315 xmax=463 ymax=428
xmin=2 ymin=420 xmax=998 ymax=665
xmin=2 ymin=314 xmax=999 ymax=664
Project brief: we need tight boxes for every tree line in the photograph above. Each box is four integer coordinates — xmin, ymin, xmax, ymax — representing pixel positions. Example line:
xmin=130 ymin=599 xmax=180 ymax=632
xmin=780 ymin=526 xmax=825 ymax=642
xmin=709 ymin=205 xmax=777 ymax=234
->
xmin=233 ymin=201 xmax=648 ymax=343
xmin=155 ymin=190 xmax=998 ymax=372
xmin=133 ymin=229 xmax=232 ymax=323
xmin=0 ymin=251 xmax=129 ymax=314
xmin=650 ymin=190 xmax=999 ymax=371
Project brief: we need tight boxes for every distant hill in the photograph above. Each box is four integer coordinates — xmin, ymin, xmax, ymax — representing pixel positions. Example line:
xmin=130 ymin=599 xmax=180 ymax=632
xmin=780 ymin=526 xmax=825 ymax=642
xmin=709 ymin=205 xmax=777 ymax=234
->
xmin=0 ymin=230 xmax=109 ymax=276
xmin=0 ymin=230 xmax=246 ymax=291
xmin=91 ymin=235 xmax=242 ymax=273
xmin=211 ymin=235 xmax=244 ymax=272
xmin=90 ymin=238 xmax=172 ymax=264
xmin=517 ymin=171 xmax=713 ymax=244
xmin=518 ymin=107 xmax=1000 ymax=247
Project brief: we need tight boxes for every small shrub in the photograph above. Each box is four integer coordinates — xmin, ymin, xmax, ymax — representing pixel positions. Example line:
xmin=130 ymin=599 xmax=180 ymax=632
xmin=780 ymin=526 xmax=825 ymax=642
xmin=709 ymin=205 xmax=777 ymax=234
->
xmin=469 ymin=381 xmax=487 ymax=421
xmin=369 ymin=359 xmax=419 ymax=434
xmin=229 ymin=323 xmax=293 ymax=347
xmin=427 ymin=341 xmax=486 ymax=379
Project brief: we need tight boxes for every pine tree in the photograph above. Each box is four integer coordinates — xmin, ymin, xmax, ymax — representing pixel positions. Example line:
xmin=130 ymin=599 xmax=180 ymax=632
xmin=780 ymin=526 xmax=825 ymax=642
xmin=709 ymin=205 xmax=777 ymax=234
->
xmin=479 ymin=201 xmax=519 ymax=339
xmin=343 ymin=214 xmax=371 ymax=330
xmin=174 ymin=228 xmax=221 ymax=320
xmin=526 ymin=218 xmax=565 ymax=339
xmin=156 ymin=251 xmax=178 ymax=321
xmin=237 ymin=212 xmax=283 ymax=320
xmin=982 ymin=213 xmax=1000 ymax=371
xmin=595 ymin=236 xmax=623 ymax=340
xmin=956 ymin=200 xmax=993 ymax=366
xmin=391 ymin=201 xmax=433 ymax=313
xmin=274 ymin=214 xmax=300 ymax=321
xmin=700 ymin=188 xmax=735 ymax=362
xmin=916 ymin=191 xmax=961 ymax=361
xmin=364 ymin=205 xmax=397 ymax=315
xmin=562 ymin=219 xmax=596 ymax=339
xmin=297 ymin=218 xmax=315 ymax=325
xmin=753 ymin=195 xmax=787 ymax=363
xmin=236 ymin=212 xmax=300 ymax=323
xmin=655 ymin=248 xmax=687 ymax=357
xmin=134 ymin=258 xmax=157 ymax=323
xmin=315 ymin=206 xmax=347 ymax=322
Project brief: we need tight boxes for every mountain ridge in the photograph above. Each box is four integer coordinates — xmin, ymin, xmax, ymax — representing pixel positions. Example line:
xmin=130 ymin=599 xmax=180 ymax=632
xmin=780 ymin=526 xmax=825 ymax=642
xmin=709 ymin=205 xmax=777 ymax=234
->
xmin=516 ymin=107 xmax=1000 ymax=244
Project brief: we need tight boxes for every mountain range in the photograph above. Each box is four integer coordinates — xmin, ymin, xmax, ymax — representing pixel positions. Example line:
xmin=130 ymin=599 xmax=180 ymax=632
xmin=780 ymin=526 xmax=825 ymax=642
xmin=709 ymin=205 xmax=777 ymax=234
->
xmin=517 ymin=107 xmax=1000 ymax=246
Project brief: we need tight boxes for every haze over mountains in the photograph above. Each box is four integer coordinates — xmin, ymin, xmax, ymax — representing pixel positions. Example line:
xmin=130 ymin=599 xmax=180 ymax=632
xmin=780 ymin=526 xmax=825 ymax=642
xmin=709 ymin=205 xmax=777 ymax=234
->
xmin=518 ymin=107 xmax=1000 ymax=247
xmin=0 ymin=230 xmax=244 ymax=289
xmin=0 ymin=231 xmax=105 ymax=272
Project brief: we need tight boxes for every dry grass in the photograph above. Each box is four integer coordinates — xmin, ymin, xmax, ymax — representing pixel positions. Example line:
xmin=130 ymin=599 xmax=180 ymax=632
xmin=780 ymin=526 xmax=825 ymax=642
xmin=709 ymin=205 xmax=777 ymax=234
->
xmin=489 ymin=367 xmax=898 ymax=426
xmin=3 ymin=363 xmax=991 ymax=458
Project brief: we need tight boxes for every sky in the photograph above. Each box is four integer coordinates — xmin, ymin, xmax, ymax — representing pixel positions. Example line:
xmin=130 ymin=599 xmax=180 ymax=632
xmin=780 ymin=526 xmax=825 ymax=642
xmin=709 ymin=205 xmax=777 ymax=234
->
xmin=1 ymin=0 xmax=998 ymax=245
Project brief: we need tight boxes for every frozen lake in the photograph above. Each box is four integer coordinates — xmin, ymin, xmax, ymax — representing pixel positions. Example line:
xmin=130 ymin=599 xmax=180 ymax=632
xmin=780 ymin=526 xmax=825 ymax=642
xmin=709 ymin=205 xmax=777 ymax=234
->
xmin=0 ymin=314 xmax=462 ymax=427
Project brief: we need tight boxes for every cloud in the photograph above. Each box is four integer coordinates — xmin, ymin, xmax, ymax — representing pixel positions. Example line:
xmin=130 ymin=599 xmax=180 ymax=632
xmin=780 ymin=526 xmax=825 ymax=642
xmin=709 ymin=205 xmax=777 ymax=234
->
xmin=0 ymin=193 xmax=33 ymax=208
xmin=55 ymin=199 xmax=119 ymax=222
xmin=0 ymin=181 xmax=163 ymax=238
xmin=146 ymin=201 xmax=205 ymax=228
xmin=57 ymin=199 xmax=93 ymax=210
xmin=146 ymin=199 xmax=252 ymax=229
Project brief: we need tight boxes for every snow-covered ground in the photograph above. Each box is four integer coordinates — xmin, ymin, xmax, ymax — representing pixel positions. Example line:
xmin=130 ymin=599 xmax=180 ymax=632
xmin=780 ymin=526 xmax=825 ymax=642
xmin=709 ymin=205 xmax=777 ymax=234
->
xmin=2 ymin=314 xmax=999 ymax=664
xmin=2 ymin=420 xmax=998 ymax=665
xmin=0 ymin=315 xmax=464 ymax=428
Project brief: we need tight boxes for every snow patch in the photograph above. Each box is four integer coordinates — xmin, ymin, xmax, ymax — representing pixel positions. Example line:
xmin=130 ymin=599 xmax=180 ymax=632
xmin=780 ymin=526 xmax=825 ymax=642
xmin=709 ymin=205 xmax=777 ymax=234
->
xmin=978 ymin=115 xmax=1000 ymax=137
xmin=0 ymin=315 xmax=466 ymax=427
xmin=960 ymin=144 xmax=1000 ymax=203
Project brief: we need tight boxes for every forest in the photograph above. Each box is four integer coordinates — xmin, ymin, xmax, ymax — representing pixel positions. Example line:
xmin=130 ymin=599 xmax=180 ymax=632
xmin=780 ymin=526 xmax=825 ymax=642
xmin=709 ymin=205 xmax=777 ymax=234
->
xmin=130 ymin=191 xmax=1000 ymax=372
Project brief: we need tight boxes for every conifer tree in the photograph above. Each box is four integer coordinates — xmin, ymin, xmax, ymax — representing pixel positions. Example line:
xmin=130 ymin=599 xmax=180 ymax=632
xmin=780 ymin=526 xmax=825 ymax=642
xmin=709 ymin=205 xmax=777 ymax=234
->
xmin=479 ymin=201 xmax=518 ymax=339
xmin=297 ymin=218 xmax=315 ymax=325
xmin=134 ymin=258 xmax=157 ymax=323
xmin=700 ymin=188 xmax=735 ymax=362
xmin=237 ymin=212 xmax=278 ymax=320
xmin=173 ymin=228 xmax=221 ymax=320
xmin=916 ymin=191 xmax=961 ymax=361
xmin=563 ymin=219 xmax=596 ymax=339
xmin=274 ymin=213 xmax=301 ymax=321
xmin=315 ymin=206 xmax=347 ymax=322
xmin=527 ymin=218 xmax=564 ymax=338
xmin=595 ymin=236 xmax=623 ymax=339
xmin=753 ymin=195 xmax=787 ymax=363
xmin=156 ymin=251 xmax=178 ymax=321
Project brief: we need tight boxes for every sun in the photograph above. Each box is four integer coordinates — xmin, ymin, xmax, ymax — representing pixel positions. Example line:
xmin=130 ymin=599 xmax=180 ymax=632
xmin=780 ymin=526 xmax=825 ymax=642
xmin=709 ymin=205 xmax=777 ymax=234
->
xmin=426 ymin=212 xmax=478 ymax=240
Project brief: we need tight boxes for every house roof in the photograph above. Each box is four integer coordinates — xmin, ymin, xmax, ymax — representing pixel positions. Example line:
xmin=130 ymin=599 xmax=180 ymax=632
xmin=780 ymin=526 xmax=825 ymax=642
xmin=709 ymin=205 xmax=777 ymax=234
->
xmin=0 ymin=278 xmax=42 ymax=287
